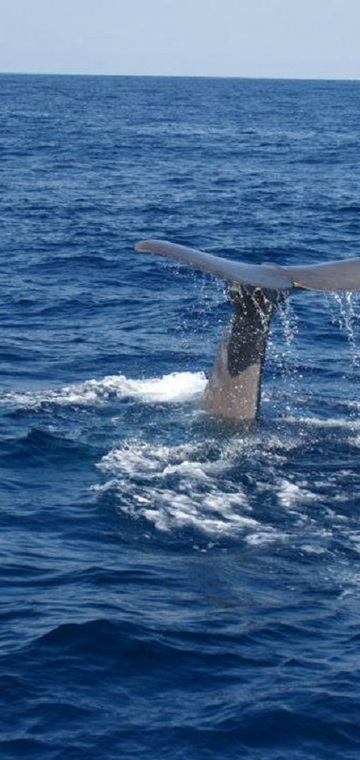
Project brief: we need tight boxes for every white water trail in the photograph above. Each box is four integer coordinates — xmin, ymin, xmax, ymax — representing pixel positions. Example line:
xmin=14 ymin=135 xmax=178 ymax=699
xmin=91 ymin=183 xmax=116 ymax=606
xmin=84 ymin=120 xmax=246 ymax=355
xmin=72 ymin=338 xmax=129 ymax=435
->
xmin=0 ymin=371 xmax=207 ymax=409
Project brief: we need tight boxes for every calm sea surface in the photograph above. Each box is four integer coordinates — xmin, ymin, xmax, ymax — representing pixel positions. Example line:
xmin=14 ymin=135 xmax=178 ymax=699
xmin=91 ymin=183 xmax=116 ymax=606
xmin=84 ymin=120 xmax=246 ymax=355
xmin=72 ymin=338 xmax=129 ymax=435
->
xmin=1 ymin=74 xmax=360 ymax=759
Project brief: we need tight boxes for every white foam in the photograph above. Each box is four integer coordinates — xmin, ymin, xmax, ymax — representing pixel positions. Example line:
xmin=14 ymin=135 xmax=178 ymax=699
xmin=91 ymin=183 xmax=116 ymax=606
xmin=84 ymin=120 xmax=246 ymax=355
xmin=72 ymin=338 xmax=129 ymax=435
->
xmin=0 ymin=371 xmax=207 ymax=409
xmin=285 ymin=414 xmax=360 ymax=431
xmin=94 ymin=426 xmax=358 ymax=547
xmin=95 ymin=438 xmax=283 ymax=540
xmin=278 ymin=478 xmax=319 ymax=510
xmin=4 ymin=368 xmax=357 ymax=548
xmin=118 ymin=371 xmax=207 ymax=403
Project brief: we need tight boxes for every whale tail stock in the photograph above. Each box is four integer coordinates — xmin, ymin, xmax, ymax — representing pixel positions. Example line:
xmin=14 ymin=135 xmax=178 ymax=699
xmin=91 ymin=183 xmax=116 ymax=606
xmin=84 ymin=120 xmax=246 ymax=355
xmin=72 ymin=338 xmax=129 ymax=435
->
xmin=135 ymin=239 xmax=360 ymax=421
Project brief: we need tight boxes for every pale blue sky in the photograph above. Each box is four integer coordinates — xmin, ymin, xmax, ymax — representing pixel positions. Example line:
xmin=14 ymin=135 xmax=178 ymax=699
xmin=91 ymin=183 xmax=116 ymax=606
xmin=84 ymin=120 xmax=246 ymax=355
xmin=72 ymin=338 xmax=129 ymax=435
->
xmin=1 ymin=0 xmax=359 ymax=79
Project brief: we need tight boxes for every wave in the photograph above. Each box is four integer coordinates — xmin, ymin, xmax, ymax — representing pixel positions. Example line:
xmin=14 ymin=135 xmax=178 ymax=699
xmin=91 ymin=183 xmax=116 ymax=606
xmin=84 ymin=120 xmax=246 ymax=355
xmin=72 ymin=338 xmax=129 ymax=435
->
xmin=3 ymin=369 xmax=360 ymax=425
xmin=2 ymin=369 xmax=360 ymax=550
xmin=91 ymin=392 xmax=360 ymax=547
xmin=0 ymin=371 xmax=207 ymax=410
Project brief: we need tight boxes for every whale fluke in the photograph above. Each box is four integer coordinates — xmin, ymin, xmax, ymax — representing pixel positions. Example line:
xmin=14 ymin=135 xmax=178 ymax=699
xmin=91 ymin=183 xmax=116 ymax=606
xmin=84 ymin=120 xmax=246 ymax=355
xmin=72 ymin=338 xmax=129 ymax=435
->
xmin=135 ymin=239 xmax=360 ymax=420
xmin=135 ymin=239 xmax=293 ymax=290
xmin=284 ymin=258 xmax=360 ymax=292
xmin=136 ymin=239 xmax=360 ymax=293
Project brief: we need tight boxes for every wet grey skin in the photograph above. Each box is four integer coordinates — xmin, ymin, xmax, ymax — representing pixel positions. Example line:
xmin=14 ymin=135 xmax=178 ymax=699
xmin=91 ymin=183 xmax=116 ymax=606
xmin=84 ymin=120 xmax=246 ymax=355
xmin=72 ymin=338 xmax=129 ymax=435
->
xmin=135 ymin=240 xmax=360 ymax=421
xmin=202 ymin=286 xmax=282 ymax=421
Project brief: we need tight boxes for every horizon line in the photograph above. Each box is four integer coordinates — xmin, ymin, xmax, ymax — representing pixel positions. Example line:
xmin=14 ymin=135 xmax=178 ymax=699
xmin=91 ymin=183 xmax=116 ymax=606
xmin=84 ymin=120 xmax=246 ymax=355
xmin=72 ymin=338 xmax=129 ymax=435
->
xmin=0 ymin=70 xmax=360 ymax=82
xmin=0 ymin=70 xmax=359 ymax=83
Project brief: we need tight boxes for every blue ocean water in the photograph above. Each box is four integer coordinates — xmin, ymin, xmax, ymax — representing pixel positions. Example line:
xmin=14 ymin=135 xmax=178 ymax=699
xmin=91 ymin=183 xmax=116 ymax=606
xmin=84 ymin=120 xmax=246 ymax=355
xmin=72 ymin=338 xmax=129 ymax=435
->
xmin=1 ymin=73 xmax=360 ymax=759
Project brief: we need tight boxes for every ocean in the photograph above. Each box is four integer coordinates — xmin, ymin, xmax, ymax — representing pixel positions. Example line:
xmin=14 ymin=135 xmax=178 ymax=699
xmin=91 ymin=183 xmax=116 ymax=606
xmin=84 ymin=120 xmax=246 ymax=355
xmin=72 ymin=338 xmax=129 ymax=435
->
xmin=1 ymin=73 xmax=360 ymax=759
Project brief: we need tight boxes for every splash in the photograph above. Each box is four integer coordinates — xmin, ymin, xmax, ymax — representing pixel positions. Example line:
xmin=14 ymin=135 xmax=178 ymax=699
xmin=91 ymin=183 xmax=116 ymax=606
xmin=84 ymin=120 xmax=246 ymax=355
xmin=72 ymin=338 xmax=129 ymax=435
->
xmin=267 ymin=297 xmax=300 ymax=415
xmin=0 ymin=371 xmax=207 ymax=410
xmin=95 ymin=438 xmax=273 ymax=538
xmin=93 ymin=434 xmax=327 ymax=543
xmin=327 ymin=292 xmax=360 ymax=368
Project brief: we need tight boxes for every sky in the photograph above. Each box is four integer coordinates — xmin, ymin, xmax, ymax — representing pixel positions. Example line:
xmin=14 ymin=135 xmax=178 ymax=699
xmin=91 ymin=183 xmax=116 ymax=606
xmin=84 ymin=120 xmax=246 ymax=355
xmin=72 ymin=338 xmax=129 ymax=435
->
xmin=0 ymin=0 xmax=359 ymax=80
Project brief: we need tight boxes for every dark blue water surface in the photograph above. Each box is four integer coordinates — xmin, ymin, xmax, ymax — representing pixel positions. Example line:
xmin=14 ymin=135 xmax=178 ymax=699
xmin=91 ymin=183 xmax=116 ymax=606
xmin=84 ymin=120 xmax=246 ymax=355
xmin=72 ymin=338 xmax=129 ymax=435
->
xmin=1 ymin=74 xmax=360 ymax=759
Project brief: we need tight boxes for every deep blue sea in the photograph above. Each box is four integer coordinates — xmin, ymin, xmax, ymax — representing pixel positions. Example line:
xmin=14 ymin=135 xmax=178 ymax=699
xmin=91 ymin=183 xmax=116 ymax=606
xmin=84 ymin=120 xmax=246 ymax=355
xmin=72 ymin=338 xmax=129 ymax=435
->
xmin=1 ymin=74 xmax=360 ymax=759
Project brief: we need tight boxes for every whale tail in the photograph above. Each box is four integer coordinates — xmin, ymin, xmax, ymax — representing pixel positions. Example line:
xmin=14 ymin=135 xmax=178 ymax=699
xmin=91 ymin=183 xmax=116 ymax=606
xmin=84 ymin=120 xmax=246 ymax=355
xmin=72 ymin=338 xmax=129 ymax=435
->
xmin=135 ymin=239 xmax=360 ymax=421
